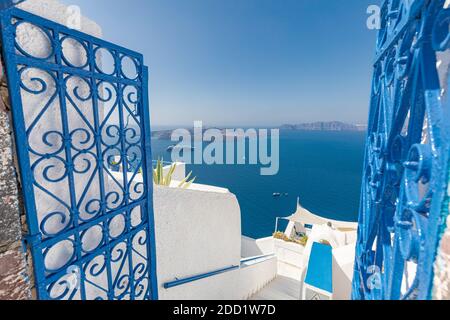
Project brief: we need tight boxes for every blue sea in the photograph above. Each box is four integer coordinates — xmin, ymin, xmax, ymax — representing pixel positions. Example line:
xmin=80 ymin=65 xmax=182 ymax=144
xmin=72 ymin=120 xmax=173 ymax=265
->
xmin=151 ymin=131 xmax=365 ymax=239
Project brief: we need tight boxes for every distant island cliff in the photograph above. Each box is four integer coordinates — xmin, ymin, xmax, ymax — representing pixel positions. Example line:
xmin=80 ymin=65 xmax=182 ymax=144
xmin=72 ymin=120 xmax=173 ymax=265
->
xmin=151 ymin=128 xmax=258 ymax=140
xmin=281 ymin=121 xmax=367 ymax=132
xmin=151 ymin=121 xmax=367 ymax=140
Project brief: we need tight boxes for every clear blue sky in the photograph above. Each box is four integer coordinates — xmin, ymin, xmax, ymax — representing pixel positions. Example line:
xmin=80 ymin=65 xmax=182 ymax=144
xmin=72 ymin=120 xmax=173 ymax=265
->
xmin=63 ymin=0 xmax=379 ymax=128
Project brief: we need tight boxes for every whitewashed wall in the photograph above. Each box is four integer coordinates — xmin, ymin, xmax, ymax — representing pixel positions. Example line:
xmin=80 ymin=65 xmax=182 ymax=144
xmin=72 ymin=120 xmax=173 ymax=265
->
xmin=168 ymin=162 xmax=186 ymax=182
xmin=241 ymin=236 xmax=274 ymax=258
xmin=153 ymin=184 xmax=243 ymax=300
xmin=332 ymin=244 xmax=355 ymax=300
xmin=274 ymin=239 xmax=304 ymax=268
xmin=19 ymin=0 xmax=102 ymax=36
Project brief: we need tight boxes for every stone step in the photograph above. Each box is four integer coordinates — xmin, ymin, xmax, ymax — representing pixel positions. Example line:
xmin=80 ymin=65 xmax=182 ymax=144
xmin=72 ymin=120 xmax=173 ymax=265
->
xmin=249 ymin=276 xmax=302 ymax=300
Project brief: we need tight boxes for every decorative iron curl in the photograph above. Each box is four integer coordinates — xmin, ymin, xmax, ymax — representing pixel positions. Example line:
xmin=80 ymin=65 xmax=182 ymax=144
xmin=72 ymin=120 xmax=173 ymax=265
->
xmin=47 ymin=277 xmax=78 ymax=301
xmin=72 ymin=149 xmax=96 ymax=175
xmin=19 ymin=71 xmax=48 ymax=94
xmin=110 ymin=244 xmax=126 ymax=263
xmin=134 ymin=277 xmax=149 ymax=300
xmin=83 ymin=199 xmax=102 ymax=220
xmin=115 ymin=274 xmax=131 ymax=294
xmin=97 ymin=81 xmax=117 ymax=103
xmin=40 ymin=211 xmax=72 ymax=238
xmin=31 ymin=155 xmax=69 ymax=183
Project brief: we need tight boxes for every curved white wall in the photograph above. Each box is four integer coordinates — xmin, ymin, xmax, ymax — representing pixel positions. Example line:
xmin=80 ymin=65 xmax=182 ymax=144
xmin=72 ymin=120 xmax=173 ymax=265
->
xmin=153 ymin=185 xmax=242 ymax=300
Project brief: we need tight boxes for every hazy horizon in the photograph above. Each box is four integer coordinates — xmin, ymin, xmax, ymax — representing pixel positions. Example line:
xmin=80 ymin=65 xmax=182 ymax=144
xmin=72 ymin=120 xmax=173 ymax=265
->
xmin=151 ymin=120 xmax=369 ymax=131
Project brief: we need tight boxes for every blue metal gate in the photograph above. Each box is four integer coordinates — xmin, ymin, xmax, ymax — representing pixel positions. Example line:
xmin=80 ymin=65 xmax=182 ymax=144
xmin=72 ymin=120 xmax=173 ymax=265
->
xmin=353 ymin=0 xmax=450 ymax=300
xmin=0 ymin=7 xmax=158 ymax=300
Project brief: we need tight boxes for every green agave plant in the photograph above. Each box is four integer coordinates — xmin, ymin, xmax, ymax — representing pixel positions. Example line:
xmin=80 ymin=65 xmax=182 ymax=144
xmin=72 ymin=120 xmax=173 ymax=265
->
xmin=152 ymin=159 xmax=196 ymax=189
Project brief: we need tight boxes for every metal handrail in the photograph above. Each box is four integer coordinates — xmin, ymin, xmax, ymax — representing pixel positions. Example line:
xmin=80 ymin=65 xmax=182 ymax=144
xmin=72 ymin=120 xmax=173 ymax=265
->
xmin=163 ymin=265 xmax=240 ymax=289
xmin=163 ymin=254 xmax=277 ymax=289
xmin=240 ymin=254 xmax=276 ymax=264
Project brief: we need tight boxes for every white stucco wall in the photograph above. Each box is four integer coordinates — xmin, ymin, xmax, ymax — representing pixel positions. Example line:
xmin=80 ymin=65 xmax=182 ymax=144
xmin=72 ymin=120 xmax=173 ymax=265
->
xmin=275 ymin=239 xmax=304 ymax=268
xmin=153 ymin=184 xmax=243 ymax=300
xmin=19 ymin=0 xmax=102 ymax=37
xmin=332 ymin=244 xmax=355 ymax=300
xmin=152 ymin=180 xmax=279 ymax=300
xmin=241 ymin=236 xmax=275 ymax=258
xmin=168 ymin=162 xmax=186 ymax=181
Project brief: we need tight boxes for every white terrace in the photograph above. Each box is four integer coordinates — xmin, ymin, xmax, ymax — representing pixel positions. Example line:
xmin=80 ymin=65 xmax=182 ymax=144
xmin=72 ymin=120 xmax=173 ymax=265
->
xmin=130 ymin=162 xmax=357 ymax=300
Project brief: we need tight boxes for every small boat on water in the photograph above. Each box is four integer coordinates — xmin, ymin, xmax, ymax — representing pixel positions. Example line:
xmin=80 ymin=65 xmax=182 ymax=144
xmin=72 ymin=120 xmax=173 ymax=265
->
xmin=167 ymin=145 xmax=195 ymax=152
xmin=273 ymin=192 xmax=289 ymax=197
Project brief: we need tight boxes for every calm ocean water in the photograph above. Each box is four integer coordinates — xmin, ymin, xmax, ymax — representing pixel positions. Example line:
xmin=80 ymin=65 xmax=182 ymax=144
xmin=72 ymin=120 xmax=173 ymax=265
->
xmin=151 ymin=131 xmax=366 ymax=239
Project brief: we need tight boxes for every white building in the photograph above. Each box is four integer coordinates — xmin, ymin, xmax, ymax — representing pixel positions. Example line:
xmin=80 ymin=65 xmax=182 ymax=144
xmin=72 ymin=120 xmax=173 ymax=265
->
xmin=144 ymin=162 xmax=358 ymax=300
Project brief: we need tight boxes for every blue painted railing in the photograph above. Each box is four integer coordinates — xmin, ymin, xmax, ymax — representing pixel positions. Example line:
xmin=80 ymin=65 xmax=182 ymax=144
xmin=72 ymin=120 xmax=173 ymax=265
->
xmin=0 ymin=7 xmax=158 ymax=300
xmin=353 ymin=0 xmax=450 ymax=300
xmin=164 ymin=254 xmax=276 ymax=289
xmin=164 ymin=265 xmax=240 ymax=289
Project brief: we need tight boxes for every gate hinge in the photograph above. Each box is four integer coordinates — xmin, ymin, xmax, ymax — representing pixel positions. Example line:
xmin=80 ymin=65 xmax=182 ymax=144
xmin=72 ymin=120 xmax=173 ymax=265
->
xmin=23 ymin=233 xmax=42 ymax=249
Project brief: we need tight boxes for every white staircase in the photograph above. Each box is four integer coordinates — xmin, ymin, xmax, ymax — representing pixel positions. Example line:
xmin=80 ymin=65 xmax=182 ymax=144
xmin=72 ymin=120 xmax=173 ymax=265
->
xmin=249 ymin=262 xmax=304 ymax=300
xmin=249 ymin=276 xmax=302 ymax=300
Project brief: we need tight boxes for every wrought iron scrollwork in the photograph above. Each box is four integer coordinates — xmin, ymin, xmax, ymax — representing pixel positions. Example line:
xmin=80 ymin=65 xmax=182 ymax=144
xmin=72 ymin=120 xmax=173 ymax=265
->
xmin=353 ymin=0 xmax=450 ymax=300
xmin=0 ymin=8 xmax=157 ymax=300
